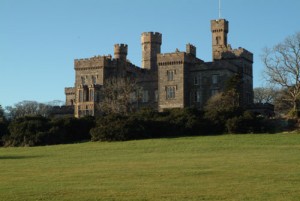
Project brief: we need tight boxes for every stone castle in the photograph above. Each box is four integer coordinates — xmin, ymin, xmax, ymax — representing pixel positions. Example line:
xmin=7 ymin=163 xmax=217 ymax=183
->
xmin=65 ymin=18 xmax=253 ymax=118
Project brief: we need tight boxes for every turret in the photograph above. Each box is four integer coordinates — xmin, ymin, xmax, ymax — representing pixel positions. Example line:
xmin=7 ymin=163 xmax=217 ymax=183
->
xmin=114 ymin=44 xmax=128 ymax=61
xmin=141 ymin=32 xmax=162 ymax=71
xmin=186 ymin=43 xmax=196 ymax=57
xmin=211 ymin=19 xmax=229 ymax=60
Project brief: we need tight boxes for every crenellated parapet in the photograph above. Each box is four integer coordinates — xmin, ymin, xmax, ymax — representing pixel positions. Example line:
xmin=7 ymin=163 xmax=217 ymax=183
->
xmin=157 ymin=52 xmax=185 ymax=65
xmin=65 ymin=87 xmax=75 ymax=95
xmin=114 ymin=44 xmax=128 ymax=61
xmin=232 ymin=47 xmax=253 ymax=63
xmin=186 ymin=43 xmax=196 ymax=57
xmin=219 ymin=47 xmax=253 ymax=63
xmin=157 ymin=50 xmax=202 ymax=66
xmin=141 ymin=32 xmax=162 ymax=44
xmin=74 ymin=55 xmax=112 ymax=69
xmin=211 ymin=19 xmax=229 ymax=34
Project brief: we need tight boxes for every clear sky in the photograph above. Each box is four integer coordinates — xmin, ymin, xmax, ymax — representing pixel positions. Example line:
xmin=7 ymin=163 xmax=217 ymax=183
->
xmin=1 ymin=0 xmax=300 ymax=108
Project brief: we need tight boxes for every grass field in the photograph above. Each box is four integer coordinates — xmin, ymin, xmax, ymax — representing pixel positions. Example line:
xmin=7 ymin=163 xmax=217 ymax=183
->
xmin=1 ymin=133 xmax=300 ymax=201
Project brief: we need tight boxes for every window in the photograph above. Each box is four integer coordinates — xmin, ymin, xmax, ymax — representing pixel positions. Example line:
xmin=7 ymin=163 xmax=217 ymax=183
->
xmin=167 ymin=70 xmax=175 ymax=81
xmin=92 ymin=76 xmax=96 ymax=84
xmin=194 ymin=91 xmax=201 ymax=102
xmin=194 ymin=75 xmax=201 ymax=85
xmin=211 ymin=89 xmax=219 ymax=96
xmin=166 ymin=86 xmax=176 ymax=99
xmin=142 ymin=90 xmax=149 ymax=103
xmin=89 ymin=89 xmax=94 ymax=101
xmin=79 ymin=90 xmax=83 ymax=102
xmin=154 ymin=90 xmax=158 ymax=102
xmin=81 ymin=77 xmax=85 ymax=85
xmin=212 ymin=74 xmax=219 ymax=84
xmin=216 ymin=36 xmax=221 ymax=45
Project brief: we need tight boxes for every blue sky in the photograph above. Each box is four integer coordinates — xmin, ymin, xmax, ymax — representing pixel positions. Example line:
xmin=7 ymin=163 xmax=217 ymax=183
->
xmin=1 ymin=0 xmax=300 ymax=107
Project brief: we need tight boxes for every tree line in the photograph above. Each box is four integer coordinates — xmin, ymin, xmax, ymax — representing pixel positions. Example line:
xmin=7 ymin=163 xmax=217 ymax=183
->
xmin=0 ymin=96 xmax=283 ymax=147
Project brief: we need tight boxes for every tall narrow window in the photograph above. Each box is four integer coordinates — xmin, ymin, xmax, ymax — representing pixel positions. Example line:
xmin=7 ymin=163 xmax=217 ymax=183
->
xmin=79 ymin=90 xmax=83 ymax=102
xmin=154 ymin=90 xmax=158 ymax=102
xmin=194 ymin=75 xmax=201 ymax=85
xmin=216 ymin=36 xmax=221 ymax=45
xmin=212 ymin=74 xmax=219 ymax=84
xmin=85 ymin=88 xmax=89 ymax=102
xmin=81 ymin=77 xmax=85 ymax=85
xmin=166 ymin=86 xmax=176 ymax=99
xmin=92 ymin=76 xmax=96 ymax=84
xmin=142 ymin=90 xmax=149 ymax=103
xmin=90 ymin=89 xmax=94 ymax=101
xmin=211 ymin=89 xmax=219 ymax=96
xmin=194 ymin=91 xmax=201 ymax=102
xmin=167 ymin=70 xmax=174 ymax=81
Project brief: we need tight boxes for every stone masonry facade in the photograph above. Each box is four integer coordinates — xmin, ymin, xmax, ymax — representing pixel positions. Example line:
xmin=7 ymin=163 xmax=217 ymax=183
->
xmin=65 ymin=19 xmax=253 ymax=118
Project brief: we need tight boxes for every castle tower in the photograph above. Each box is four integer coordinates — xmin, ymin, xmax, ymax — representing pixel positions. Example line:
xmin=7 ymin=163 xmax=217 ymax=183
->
xmin=114 ymin=44 xmax=128 ymax=61
xmin=141 ymin=32 xmax=162 ymax=71
xmin=211 ymin=19 xmax=229 ymax=60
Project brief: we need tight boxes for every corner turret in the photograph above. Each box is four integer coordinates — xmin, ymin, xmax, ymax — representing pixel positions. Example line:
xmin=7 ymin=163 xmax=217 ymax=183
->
xmin=114 ymin=44 xmax=128 ymax=61
xmin=141 ymin=32 xmax=162 ymax=71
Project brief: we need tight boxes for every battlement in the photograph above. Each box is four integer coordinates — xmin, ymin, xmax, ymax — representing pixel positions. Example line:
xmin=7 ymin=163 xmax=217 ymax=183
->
xmin=114 ymin=43 xmax=128 ymax=49
xmin=211 ymin=19 xmax=229 ymax=33
xmin=114 ymin=44 xmax=128 ymax=61
xmin=232 ymin=47 xmax=253 ymax=62
xmin=65 ymin=87 xmax=75 ymax=94
xmin=75 ymin=55 xmax=112 ymax=63
xmin=186 ymin=43 xmax=196 ymax=57
xmin=141 ymin=32 xmax=162 ymax=44
xmin=74 ymin=55 xmax=112 ymax=69
xmin=157 ymin=52 xmax=185 ymax=65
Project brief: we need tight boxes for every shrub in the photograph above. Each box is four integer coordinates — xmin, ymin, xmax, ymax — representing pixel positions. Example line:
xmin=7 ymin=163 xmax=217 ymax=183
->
xmin=50 ymin=116 xmax=95 ymax=143
xmin=225 ymin=111 xmax=282 ymax=134
xmin=3 ymin=115 xmax=96 ymax=147
xmin=90 ymin=115 xmax=146 ymax=141
xmin=90 ymin=108 xmax=211 ymax=142
xmin=5 ymin=115 xmax=51 ymax=146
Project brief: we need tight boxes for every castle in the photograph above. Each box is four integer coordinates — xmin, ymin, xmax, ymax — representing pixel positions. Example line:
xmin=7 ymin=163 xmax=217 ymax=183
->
xmin=65 ymin=19 xmax=253 ymax=118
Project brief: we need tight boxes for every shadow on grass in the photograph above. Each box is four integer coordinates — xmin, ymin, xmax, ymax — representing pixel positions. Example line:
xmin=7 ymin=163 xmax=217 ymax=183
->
xmin=0 ymin=155 xmax=43 ymax=160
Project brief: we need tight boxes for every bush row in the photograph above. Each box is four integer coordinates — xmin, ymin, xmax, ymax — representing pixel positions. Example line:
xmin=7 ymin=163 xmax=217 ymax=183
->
xmin=90 ymin=108 xmax=211 ymax=141
xmin=1 ymin=116 xmax=94 ymax=147
xmin=0 ymin=108 xmax=283 ymax=146
xmin=90 ymin=108 xmax=279 ymax=141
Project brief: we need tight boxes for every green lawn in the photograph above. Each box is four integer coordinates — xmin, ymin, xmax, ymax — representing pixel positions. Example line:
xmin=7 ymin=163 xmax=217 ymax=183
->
xmin=1 ymin=133 xmax=300 ymax=201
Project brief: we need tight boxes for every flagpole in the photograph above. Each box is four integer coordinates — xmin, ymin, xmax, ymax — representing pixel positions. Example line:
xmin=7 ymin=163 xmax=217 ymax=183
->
xmin=219 ymin=0 xmax=221 ymax=19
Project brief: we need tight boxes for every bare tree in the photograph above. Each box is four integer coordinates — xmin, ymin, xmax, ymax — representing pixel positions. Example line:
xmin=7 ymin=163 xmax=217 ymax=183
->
xmin=98 ymin=77 xmax=142 ymax=115
xmin=262 ymin=32 xmax=300 ymax=114
xmin=253 ymin=87 xmax=277 ymax=104
xmin=5 ymin=101 xmax=52 ymax=119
